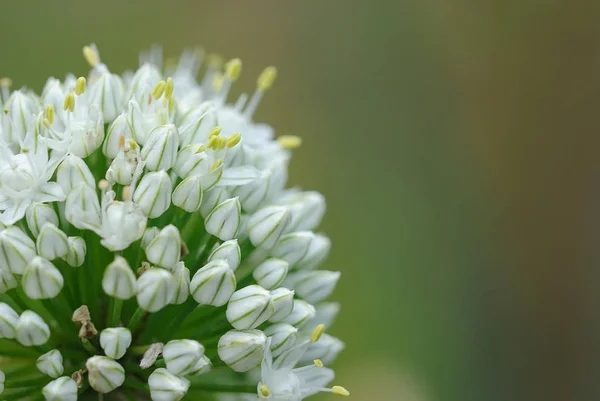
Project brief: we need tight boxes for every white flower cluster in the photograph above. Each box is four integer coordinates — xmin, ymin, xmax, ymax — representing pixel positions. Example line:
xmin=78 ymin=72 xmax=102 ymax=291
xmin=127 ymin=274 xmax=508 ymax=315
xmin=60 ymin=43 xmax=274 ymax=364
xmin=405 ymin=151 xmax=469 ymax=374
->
xmin=0 ymin=44 xmax=347 ymax=401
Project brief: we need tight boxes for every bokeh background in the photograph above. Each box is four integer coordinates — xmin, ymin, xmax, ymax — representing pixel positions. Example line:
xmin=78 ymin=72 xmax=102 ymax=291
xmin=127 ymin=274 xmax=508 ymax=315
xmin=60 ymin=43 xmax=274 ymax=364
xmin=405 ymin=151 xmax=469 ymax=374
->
xmin=2 ymin=1 xmax=599 ymax=400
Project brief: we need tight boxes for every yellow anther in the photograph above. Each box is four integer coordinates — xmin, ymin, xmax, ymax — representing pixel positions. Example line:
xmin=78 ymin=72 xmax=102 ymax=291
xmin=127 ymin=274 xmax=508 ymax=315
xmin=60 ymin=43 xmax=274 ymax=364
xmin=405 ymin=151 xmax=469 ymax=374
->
xmin=122 ymin=186 xmax=132 ymax=201
xmin=226 ymin=133 xmax=242 ymax=148
xmin=195 ymin=145 xmax=207 ymax=154
xmin=63 ymin=93 xmax=75 ymax=112
xmin=152 ymin=80 xmax=166 ymax=99
xmin=210 ymin=159 xmax=223 ymax=172
xmin=43 ymin=118 xmax=52 ymax=129
xmin=207 ymin=53 xmax=224 ymax=69
xmin=278 ymin=135 xmax=302 ymax=150
xmin=98 ymin=179 xmax=110 ymax=191
xmin=314 ymin=359 xmax=324 ymax=368
xmin=225 ymin=58 xmax=242 ymax=81
xmin=44 ymin=105 xmax=55 ymax=125
xmin=168 ymin=96 xmax=175 ymax=114
xmin=207 ymin=135 xmax=219 ymax=150
xmin=332 ymin=386 xmax=350 ymax=397
xmin=259 ymin=385 xmax=271 ymax=397
xmin=83 ymin=45 xmax=100 ymax=67
xmin=0 ymin=77 xmax=13 ymax=88
xmin=311 ymin=324 xmax=325 ymax=343
xmin=257 ymin=66 xmax=278 ymax=91
xmin=75 ymin=77 xmax=86 ymax=95
xmin=118 ymin=134 xmax=126 ymax=149
xmin=165 ymin=77 xmax=174 ymax=99
xmin=209 ymin=126 xmax=222 ymax=138
xmin=128 ymin=139 xmax=138 ymax=150
xmin=213 ymin=73 xmax=224 ymax=91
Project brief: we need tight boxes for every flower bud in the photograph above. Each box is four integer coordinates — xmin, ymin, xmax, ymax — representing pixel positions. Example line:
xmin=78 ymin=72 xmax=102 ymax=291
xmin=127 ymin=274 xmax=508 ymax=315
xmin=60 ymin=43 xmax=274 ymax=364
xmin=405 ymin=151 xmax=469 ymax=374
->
xmin=103 ymin=112 xmax=132 ymax=158
xmin=231 ymin=170 xmax=272 ymax=212
xmin=2 ymin=90 xmax=38 ymax=145
xmin=163 ymin=339 xmax=205 ymax=376
xmin=200 ymin=187 xmax=230 ymax=218
xmin=42 ymin=376 xmax=78 ymax=401
xmin=102 ymin=256 xmax=137 ymax=300
xmin=226 ymin=285 xmax=274 ymax=330
xmin=253 ymin=259 xmax=289 ymax=290
xmin=141 ymin=125 xmax=179 ymax=171
xmin=248 ymin=206 xmax=291 ymax=249
xmin=85 ymin=356 xmax=125 ymax=393
xmin=100 ymin=327 xmax=132 ymax=359
xmin=133 ymin=171 xmax=173 ymax=218
xmin=67 ymin=106 xmax=105 ymax=158
xmin=279 ymin=299 xmax=316 ymax=328
xmin=127 ymin=63 xmax=162 ymax=105
xmin=141 ymin=227 xmax=160 ymax=249
xmin=279 ymin=190 xmax=326 ymax=232
xmin=101 ymin=200 xmax=147 ymax=251
xmin=300 ymin=334 xmax=345 ymax=366
xmin=22 ymin=257 xmax=64 ymax=299
xmin=0 ymin=267 xmax=17 ymax=293
xmin=208 ymin=239 xmax=241 ymax=270
xmin=188 ymin=355 xmax=212 ymax=376
xmin=148 ymin=368 xmax=191 ymax=401
xmin=36 ymin=223 xmax=69 ymax=260
xmin=87 ymin=72 xmax=124 ymax=121
xmin=204 ymin=197 xmax=241 ymax=241
xmin=171 ymin=262 xmax=190 ymax=305
xmin=271 ymin=232 xmax=314 ymax=267
xmin=295 ymin=233 xmax=331 ymax=271
xmin=218 ymin=329 xmax=267 ymax=372
xmin=26 ymin=203 xmax=59 ymax=237
xmin=64 ymin=236 xmax=86 ymax=267
xmin=264 ymin=323 xmax=298 ymax=357
xmin=172 ymin=175 xmax=203 ymax=212
xmin=106 ymin=151 xmax=137 ymax=186
xmin=173 ymin=144 xmax=210 ymax=178
xmin=146 ymin=225 xmax=181 ymax=269
xmin=36 ymin=349 xmax=64 ymax=378
xmin=56 ymin=155 xmax=95 ymax=194
xmin=268 ymin=288 xmax=295 ymax=322
xmin=190 ymin=259 xmax=236 ymax=307
xmin=16 ymin=310 xmax=50 ymax=346
xmin=136 ymin=268 xmax=176 ymax=312
xmin=178 ymin=103 xmax=217 ymax=147
xmin=0 ymin=225 xmax=36 ymax=274
xmin=310 ymin=302 xmax=341 ymax=329
xmin=0 ymin=302 xmax=19 ymax=339
xmin=65 ymin=184 xmax=102 ymax=229
xmin=287 ymin=270 xmax=341 ymax=304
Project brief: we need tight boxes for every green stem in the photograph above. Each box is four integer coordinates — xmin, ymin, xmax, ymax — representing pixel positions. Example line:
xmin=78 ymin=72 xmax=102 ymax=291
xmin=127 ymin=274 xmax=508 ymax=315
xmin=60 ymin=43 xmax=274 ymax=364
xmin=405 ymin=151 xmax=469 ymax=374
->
xmin=127 ymin=307 xmax=147 ymax=334
xmin=82 ymin=339 xmax=97 ymax=355
xmin=108 ymin=298 xmax=123 ymax=327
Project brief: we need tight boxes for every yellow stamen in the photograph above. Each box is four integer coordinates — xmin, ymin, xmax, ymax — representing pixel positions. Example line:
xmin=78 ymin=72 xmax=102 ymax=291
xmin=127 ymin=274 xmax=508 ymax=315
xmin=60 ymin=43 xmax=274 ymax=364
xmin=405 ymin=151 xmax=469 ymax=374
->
xmin=83 ymin=46 xmax=100 ymax=67
xmin=207 ymin=135 xmax=219 ymax=150
xmin=44 ymin=105 xmax=54 ymax=125
xmin=311 ymin=324 xmax=325 ymax=343
xmin=168 ymin=96 xmax=175 ymax=114
xmin=42 ymin=118 xmax=51 ymax=129
xmin=75 ymin=77 xmax=86 ymax=95
xmin=259 ymin=385 xmax=270 ymax=397
xmin=225 ymin=58 xmax=242 ymax=81
xmin=0 ymin=77 xmax=13 ymax=88
xmin=63 ymin=93 xmax=75 ymax=112
xmin=128 ymin=139 xmax=138 ymax=150
xmin=314 ymin=359 xmax=324 ymax=368
xmin=209 ymin=126 xmax=222 ymax=138
xmin=98 ymin=179 xmax=110 ymax=191
xmin=195 ymin=144 xmax=207 ymax=154
xmin=332 ymin=386 xmax=350 ymax=397
xmin=226 ymin=133 xmax=242 ymax=148
xmin=257 ymin=66 xmax=278 ymax=91
xmin=210 ymin=159 xmax=223 ymax=172
xmin=278 ymin=135 xmax=302 ymax=150
xmin=152 ymin=80 xmax=166 ymax=99
xmin=213 ymin=73 xmax=224 ymax=91
xmin=165 ymin=77 xmax=174 ymax=99
xmin=207 ymin=53 xmax=224 ymax=69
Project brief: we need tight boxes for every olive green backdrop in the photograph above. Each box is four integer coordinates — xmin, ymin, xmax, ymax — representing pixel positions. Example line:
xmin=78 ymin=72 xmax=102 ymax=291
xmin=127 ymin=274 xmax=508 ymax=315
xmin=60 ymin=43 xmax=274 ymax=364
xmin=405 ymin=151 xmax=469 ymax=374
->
xmin=2 ymin=1 xmax=599 ymax=400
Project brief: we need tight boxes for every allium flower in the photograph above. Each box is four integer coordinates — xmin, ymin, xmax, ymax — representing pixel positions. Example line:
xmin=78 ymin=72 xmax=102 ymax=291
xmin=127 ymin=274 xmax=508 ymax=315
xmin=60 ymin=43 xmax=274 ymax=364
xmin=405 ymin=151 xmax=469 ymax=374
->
xmin=0 ymin=44 xmax=348 ymax=401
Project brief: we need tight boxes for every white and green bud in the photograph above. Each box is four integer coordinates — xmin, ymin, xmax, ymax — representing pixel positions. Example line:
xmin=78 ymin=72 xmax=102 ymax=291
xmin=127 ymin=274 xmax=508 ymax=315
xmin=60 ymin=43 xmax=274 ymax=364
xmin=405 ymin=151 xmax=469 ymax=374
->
xmin=141 ymin=227 xmax=161 ymax=249
xmin=16 ymin=310 xmax=50 ymax=346
xmin=163 ymin=339 xmax=205 ymax=376
xmin=145 ymin=225 xmax=181 ymax=269
xmin=208 ymin=239 xmax=241 ymax=270
xmin=264 ymin=323 xmax=298 ymax=358
xmin=200 ymin=187 xmax=230 ymax=218
xmin=217 ymin=329 xmax=267 ymax=372
xmin=173 ymin=144 xmax=210 ymax=179
xmin=0 ymin=267 xmax=17 ymax=293
xmin=87 ymin=71 xmax=124 ymax=121
xmin=133 ymin=170 xmax=173 ymax=218
xmin=36 ymin=349 xmax=64 ymax=378
xmin=64 ymin=236 xmax=86 ymax=267
xmin=204 ymin=197 xmax=241 ymax=241
xmin=171 ymin=262 xmax=190 ymax=304
xmin=56 ymin=155 xmax=96 ymax=194
xmin=2 ymin=90 xmax=38 ymax=145
xmin=136 ymin=268 xmax=176 ymax=312
xmin=141 ymin=125 xmax=179 ymax=171
xmin=172 ymin=175 xmax=203 ymax=212
xmin=268 ymin=287 xmax=295 ymax=322
xmin=42 ymin=376 xmax=78 ymax=401
xmin=278 ymin=190 xmax=326 ymax=232
xmin=103 ymin=112 xmax=131 ymax=158
xmin=188 ymin=355 xmax=212 ymax=376
xmin=100 ymin=327 xmax=132 ymax=360
xmin=287 ymin=270 xmax=341 ymax=304
xmin=85 ymin=356 xmax=125 ymax=393
xmin=271 ymin=231 xmax=314 ymax=267
xmin=102 ymin=256 xmax=137 ymax=299
xmin=279 ymin=299 xmax=316 ymax=328
xmin=26 ymin=203 xmax=59 ymax=237
xmin=36 ymin=223 xmax=69 ymax=260
xmin=295 ymin=233 xmax=331 ymax=271
xmin=248 ymin=205 xmax=291 ymax=249
xmin=0 ymin=225 xmax=36 ymax=274
xmin=253 ymin=258 xmax=289 ymax=290
xmin=65 ymin=184 xmax=102 ymax=229
xmin=226 ymin=285 xmax=275 ymax=330
xmin=190 ymin=259 xmax=236 ymax=307
xmin=301 ymin=334 xmax=345 ymax=366
xmin=22 ymin=257 xmax=64 ymax=299
xmin=148 ymin=368 xmax=191 ymax=401
xmin=0 ymin=302 xmax=19 ymax=339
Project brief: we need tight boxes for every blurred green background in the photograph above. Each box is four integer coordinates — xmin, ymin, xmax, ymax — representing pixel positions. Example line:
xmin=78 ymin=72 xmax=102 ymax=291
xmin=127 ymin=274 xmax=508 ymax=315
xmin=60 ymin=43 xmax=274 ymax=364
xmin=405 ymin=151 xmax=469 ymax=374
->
xmin=2 ymin=1 xmax=599 ymax=400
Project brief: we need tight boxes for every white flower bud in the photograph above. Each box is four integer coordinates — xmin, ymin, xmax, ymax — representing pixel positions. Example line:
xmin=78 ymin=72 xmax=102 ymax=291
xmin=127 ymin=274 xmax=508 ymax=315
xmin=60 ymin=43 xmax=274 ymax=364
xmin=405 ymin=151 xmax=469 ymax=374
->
xmin=145 ymin=225 xmax=181 ymax=269
xmin=141 ymin=227 xmax=161 ymax=249
xmin=208 ymin=239 xmax=241 ymax=270
xmin=172 ymin=175 xmax=203 ymax=212
xmin=200 ymin=187 xmax=230 ymax=218
xmin=279 ymin=190 xmax=326 ymax=232
xmin=188 ymin=355 xmax=211 ymax=376
xmin=36 ymin=223 xmax=69 ymax=260
xmin=0 ymin=225 xmax=36 ymax=274
xmin=36 ymin=349 xmax=64 ymax=378
xmin=148 ymin=368 xmax=191 ymax=401
xmin=101 ymin=200 xmax=147 ymax=251
xmin=231 ymin=170 xmax=272 ymax=212
xmin=0 ymin=267 xmax=17 ymax=293
xmin=85 ymin=356 xmax=125 ymax=393
xmin=226 ymin=285 xmax=274 ymax=330
xmin=65 ymin=184 xmax=102 ymax=229
xmin=287 ymin=270 xmax=341 ymax=304
xmin=133 ymin=171 xmax=173 ymax=218
xmin=67 ymin=106 xmax=105 ymax=158
xmin=141 ymin=125 xmax=179 ymax=171
xmin=268 ymin=288 xmax=295 ymax=322
xmin=300 ymin=334 xmax=345 ymax=366
xmin=106 ymin=151 xmax=137 ymax=186
xmin=279 ymin=299 xmax=316 ymax=328
xmin=190 ymin=259 xmax=236 ymax=307
xmin=173 ymin=144 xmax=210 ymax=179
xmin=64 ymin=236 xmax=86 ymax=267
xmin=264 ymin=323 xmax=298 ymax=358
xmin=171 ymin=262 xmax=190 ymax=304
xmin=218 ymin=329 xmax=267 ymax=372
xmin=127 ymin=64 xmax=162 ymax=104
xmin=2 ymin=91 xmax=38 ymax=145
xmin=271 ymin=231 xmax=314 ymax=267
xmin=22 ymin=257 xmax=64 ymax=299
xmin=163 ymin=339 xmax=205 ymax=376
xmin=310 ymin=302 xmax=341 ymax=329
xmin=248 ymin=206 xmax=291 ymax=249
xmin=103 ymin=112 xmax=132 ymax=158
xmin=0 ymin=302 xmax=19 ymax=339
xmin=100 ymin=327 xmax=132 ymax=359
xmin=204 ymin=197 xmax=241 ymax=241
xmin=102 ymin=256 xmax=137 ymax=300
xmin=253 ymin=259 xmax=289 ymax=290
xmin=42 ymin=376 xmax=78 ymax=401
xmin=87 ymin=72 xmax=125 ymax=121
xmin=26 ymin=203 xmax=59 ymax=237
xmin=56 ymin=155 xmax=95 ymax=194
xmin=295 ymin=233 xmax=331 ymax=271
xmin=16 ymin=310 xmax=50 ymax=346
xmin=136 ymin=268 xmax=176 ymax=312
xmin=178 ymin=103 xmax=217 ymax=147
